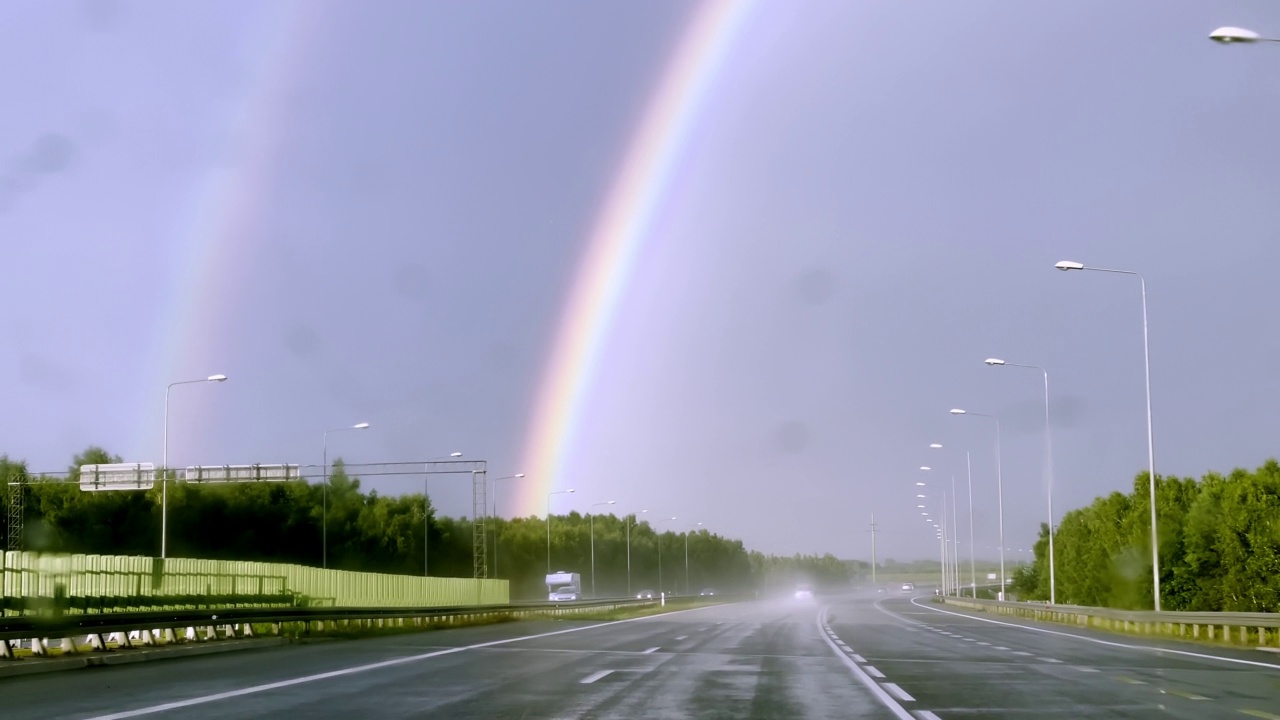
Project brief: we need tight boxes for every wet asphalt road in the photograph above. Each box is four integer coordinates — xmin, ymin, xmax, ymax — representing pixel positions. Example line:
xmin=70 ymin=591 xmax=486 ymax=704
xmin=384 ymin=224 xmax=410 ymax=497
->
xmin=4 ymin=592 xmax=1280 ymax=719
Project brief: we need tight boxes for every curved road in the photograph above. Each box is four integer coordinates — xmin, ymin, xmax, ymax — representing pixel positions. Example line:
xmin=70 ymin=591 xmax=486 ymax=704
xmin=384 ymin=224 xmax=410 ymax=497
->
xmin=3 ymin=592 xmax=1279 ymax=718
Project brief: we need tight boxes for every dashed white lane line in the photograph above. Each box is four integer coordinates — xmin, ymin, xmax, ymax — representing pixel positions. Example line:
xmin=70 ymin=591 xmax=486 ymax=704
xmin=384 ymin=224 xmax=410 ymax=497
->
xmin=580 ymin=670 xmax=614 ymax=684
xmin=1011 ymin=651 xmax=1033 ymax=656
xmin=961 ymin=638 xmax=978 ymax=642
xmin=1040 ymin=658 xmax=1063 ymax=663
xmin=851 ymin=653 xmax=867 ymax=663
xmin=883 ymin=683 xmax=916 ymax=702
xmin=865 ymin=665 xmax=886 ymax=678
xmin=1074 ymin=667 xmax=1100 ymax=673
xmin=976 ymin=642 xmax=991 ymax=646
xmin=817 ymin=613 xmax=914 ymax=720
xmin=642 ymin=647 xmax=660 ymax=654
xmin=674 ymin=635 xmax=689 ymax=641
xmin=78 ymin=604 xmax=725 ymax=720
xmin=914 ymin=712 xmax=943 ymax=720
xmin=993 ymin=646 xmax=1010 ymax=650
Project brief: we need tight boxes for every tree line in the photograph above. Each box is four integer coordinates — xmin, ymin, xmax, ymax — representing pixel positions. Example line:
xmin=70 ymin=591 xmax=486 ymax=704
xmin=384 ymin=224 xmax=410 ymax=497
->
xmin=1 ymin=448 xmax=863 ymax=600
xmin=1009 ymin=458 xmax=1280 ymax=611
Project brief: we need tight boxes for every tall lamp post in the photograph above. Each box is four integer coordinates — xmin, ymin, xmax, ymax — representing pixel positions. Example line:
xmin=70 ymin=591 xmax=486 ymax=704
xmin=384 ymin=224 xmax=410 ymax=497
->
xmin=1056 ymin=259 xmax=1160 ymax=610
xmin=424 ymin=451 xmax=463 ymax=577
xmin=589 ymin=500 xmax=616 ymax=598
xmin=546 ymin=489 xmax=576 ymax=573
xmin=931 ymin=443 xmax=976 ymax=596
xmin=985 ymin=358 xmax=1057 ymax=605
xmin=162 ymin=374 xmax=227 ymax=560
xmin=322 ymin=422 xmax=370 ymax=569
xmin=951 ymin=408 xmax=1005 ymax=600
xmin=627 ymin=509 xmax=648 ymax=596
xmin=490 ymin=473 xmax=525 ymax=578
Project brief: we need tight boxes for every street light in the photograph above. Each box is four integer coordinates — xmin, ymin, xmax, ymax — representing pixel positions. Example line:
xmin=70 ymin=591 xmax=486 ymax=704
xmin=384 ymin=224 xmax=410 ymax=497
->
xmin=322 ymin=422 xmax=370 ymax=569
xmin=951 ymin=408 xmax=1006 ymax=600
xmin=589 ymin=500 xmax=616 ymax=598
xmin=546 ymin=489 xmax=576 ymax=573
xmin=490 ymin=473 xmax=525 ymax=578
xmin=1056 ymin=259 xmax=1160 ymax=610
xmin=1209 ymin=26 xmax=1278 ymax=43
xmin=424 ymin=451 xmax=463 ymax=576
xmin=931 ymin=442 xmax=976 ymax=597
xmin=161 ymin=374 xmax=228 ymax=560
xmin=626 ymin=509 xmax=648 ymax=596
xmin=986 ymin=357 xmax=1057 ymax=605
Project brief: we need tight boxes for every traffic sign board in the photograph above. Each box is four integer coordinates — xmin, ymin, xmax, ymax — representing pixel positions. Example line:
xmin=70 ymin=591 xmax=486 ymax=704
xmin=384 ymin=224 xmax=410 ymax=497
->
xmin=80 ymin=463 xmax=157 ymax=492
xmin=184 ymin=464 xmax=301 ymax=483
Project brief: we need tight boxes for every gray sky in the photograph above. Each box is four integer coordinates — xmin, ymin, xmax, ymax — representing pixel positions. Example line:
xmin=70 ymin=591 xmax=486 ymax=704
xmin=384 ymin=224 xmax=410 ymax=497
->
xmin=2 ymin=0 xmax=1278 ymax=561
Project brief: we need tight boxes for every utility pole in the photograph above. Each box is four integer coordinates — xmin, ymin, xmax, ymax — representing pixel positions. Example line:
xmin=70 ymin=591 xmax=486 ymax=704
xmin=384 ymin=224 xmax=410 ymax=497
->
xmin=870 ymin=513 xmax=878 ymax=585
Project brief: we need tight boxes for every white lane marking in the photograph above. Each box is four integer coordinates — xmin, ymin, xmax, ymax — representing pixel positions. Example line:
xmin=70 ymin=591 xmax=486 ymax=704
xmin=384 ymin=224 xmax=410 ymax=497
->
xmin=851 ymin=653 xmax=867 ymax=663
xmin=993 ymin=646 xmax=1010 ymax=650
xmin=865 ymin=665 xmax=886 ymax=678
xmin=581 ymin=670 xmax=614 ymax=684
xmin=909 ymin=597 xmax=1280 ymax=671
xmin=914 ymin=712 xmax=943 ymax=720
xmin=1011 ymin=651 xmax=1033 ymax=656
xmin=976 ymin=642 xmax=991 ymax=646
xmin=883 ymin=683 xmax=916 ymax=702
xmin=674 ymin=635 xmax=688 ymax=641
xmin=1041 ymin=658 xmax=1063 ymax=663
xmin=816 ymin=609 xmax=915 ymax=720
xmin=80 ymin=605 xmax=720 ymax=720
xmin=1074 ymin=666 xmax=1100 ymax=672
xmin=642 ymin=646 xmax=660 ymax=654
xmin=961 ymin=638 xmax=978 ymax=642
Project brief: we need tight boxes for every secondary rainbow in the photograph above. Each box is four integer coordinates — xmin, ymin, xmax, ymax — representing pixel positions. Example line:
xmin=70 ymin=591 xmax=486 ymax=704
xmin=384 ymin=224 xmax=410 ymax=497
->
xmin=515 ymin=0 xmax=753 ymax=516
xmin=141 ymin=1 xmax=324 ymax=460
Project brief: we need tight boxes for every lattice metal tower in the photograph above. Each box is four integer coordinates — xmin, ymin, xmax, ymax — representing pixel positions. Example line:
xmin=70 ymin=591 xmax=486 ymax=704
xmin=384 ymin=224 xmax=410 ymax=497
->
xmin=5 ymin=481 xmax=21 ymax=552
xmin=472 ymin=470 xmax=488 ymax=578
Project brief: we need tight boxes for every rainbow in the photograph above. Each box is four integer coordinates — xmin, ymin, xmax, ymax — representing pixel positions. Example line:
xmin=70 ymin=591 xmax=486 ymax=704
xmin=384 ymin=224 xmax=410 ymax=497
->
xmin=514 ymin=0 xmax=754 ymax=516
xmin=141 ymin=1 xmax=323 ymax=460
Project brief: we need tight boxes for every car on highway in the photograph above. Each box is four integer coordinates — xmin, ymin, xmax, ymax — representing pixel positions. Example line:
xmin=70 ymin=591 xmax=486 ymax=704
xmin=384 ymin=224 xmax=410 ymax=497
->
xmin=794 ymin=585 xmax=814 ymax=600
xmin=699 ymin=588 xmax=716 ymax=597
xmin=636 ymin=589 xmax=655 ymax=599
xmin=900 ymin=582 xmax=915 ymax=593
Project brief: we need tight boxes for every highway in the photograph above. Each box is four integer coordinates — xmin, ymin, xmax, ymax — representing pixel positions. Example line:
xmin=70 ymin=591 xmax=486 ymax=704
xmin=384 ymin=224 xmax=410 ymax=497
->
xmin=2 ymin=592 xmax=1279 ymax=719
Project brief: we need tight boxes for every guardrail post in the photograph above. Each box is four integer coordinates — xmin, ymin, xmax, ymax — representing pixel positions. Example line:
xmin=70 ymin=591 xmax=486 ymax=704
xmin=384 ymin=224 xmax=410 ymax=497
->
xmin=164 ymin=628 xmax=177 ymax=643
xmin=140 ymin=629 xmax=156 ymax=646
xmin=0 ymin=639 xmax=15 ymax=659
xmin=31 ymin=638 xmax=48 ymax=656
xmin=1258 ymin=627 xmax=1265 ymax=646
xmin=89 ymin=633 xmax=107 ymax=651
xmin=60 ymin=637 xmax=79 ymax=654
xmin=113 ymin=631 xmax=132 ymax=649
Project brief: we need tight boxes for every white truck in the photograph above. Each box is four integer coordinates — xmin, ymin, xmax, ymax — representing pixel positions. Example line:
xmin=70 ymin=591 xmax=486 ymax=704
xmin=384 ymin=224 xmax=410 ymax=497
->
xmin=546 ymin=571 xmax=582 ymax=601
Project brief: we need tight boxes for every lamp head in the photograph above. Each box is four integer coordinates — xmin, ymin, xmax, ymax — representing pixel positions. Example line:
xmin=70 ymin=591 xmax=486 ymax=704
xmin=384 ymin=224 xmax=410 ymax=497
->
xmin=1054 ymin=260 xmax=1084 ymax=271
xmin=984 ymin=358 xmax=1005 ymax=366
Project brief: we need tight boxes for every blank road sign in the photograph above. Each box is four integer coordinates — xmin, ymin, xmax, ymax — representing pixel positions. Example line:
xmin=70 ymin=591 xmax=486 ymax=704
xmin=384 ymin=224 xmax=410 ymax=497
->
xmin=80 ymin=463 xmax=157 ymax=492
xmin=184 ymin=464 xmax=301 ymax=483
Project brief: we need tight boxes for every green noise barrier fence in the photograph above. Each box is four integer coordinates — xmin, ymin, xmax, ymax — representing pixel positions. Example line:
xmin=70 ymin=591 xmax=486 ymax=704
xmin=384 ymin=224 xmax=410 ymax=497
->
xmin=0 ymin=551 xmax=508 ymax=614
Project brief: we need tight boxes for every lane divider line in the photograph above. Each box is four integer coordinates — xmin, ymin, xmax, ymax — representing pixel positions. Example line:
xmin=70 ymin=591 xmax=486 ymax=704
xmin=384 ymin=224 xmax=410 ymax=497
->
xmin=642 ymin=646 xmax=660 ymax=654
xmin=865 ymin=665 xmax=886 ymax=678
xmin=816 ymin=611 xmax=915 ymax=720
xmin=1238 ymin=709 xmax=1280 ymax=719
xmin=1162 ymin=689 xmax=1208 ymax=700
xmin=883 ymin=683 xmax=916 ymax=702
xmin=851 ymin=653 xmax=867 ymax=663
xmin=80 ymin=603 xmax=722 ymax=720
xmin=909 ymin=596 xmax=1280 ymax=672
xmin=580 ymin=670 xmax=614 ymax=684
xmin=913 ymin=712 xmax=943 ymax=720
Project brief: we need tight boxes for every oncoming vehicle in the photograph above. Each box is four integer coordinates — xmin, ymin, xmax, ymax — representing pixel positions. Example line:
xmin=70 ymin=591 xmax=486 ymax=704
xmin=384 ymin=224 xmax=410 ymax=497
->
xmin=699 ymin=588 xmax=716 ymax=597
xmin=794 ymin=585 xmax=814 ymax=600
xmin=900 ymin=582 xmax=915 ymax=594
xmin=636 ymin=589 xmax=655 ymax=599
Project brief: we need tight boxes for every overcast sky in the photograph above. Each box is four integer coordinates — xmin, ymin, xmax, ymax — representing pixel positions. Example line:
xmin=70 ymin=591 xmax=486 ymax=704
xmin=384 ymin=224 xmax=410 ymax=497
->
xmin=2 ymin=0 xmax=1279 ymax=562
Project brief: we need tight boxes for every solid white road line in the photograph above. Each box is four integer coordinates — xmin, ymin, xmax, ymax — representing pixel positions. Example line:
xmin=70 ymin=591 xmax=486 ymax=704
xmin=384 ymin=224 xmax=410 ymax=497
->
xmin=580 ymin=670 xmax=614 ymax=684
xmin=815 ymin=609 xmax=915 ymax=720
xmin=865 ymin=665 xmax=886 ymax=678
xmin=909 ymin=596 xmax=1280 ymax=671
xmin=883 ymin=683 xmax=915 ymax=702
xmin=81 ymin=605 xmax=721 ymax=720
xmin=674 ymin=635 xmax=688 ymax=641
xmin=642 ymin=646 xmax=660 ymax=654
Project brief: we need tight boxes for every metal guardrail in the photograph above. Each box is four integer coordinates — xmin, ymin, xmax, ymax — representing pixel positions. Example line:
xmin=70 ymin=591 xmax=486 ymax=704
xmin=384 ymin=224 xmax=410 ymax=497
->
xmin=0 ymin=597 xmax=661 ymax=660
xmin=938 ymin=595 xmax=1280 ymax=648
